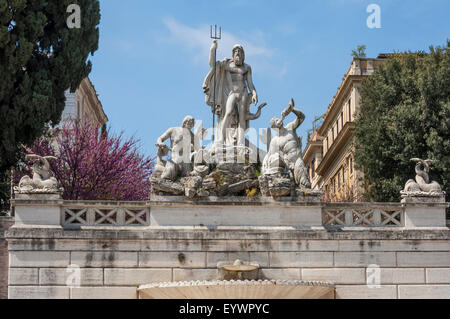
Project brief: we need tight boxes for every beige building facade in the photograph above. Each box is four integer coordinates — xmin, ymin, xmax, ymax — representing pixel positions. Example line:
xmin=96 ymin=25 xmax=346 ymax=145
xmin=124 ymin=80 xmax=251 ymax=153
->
xmin=62 ymin=77 xmax=108 ymax=127
xmin=303 ymin=56 xmax=387 ymax=201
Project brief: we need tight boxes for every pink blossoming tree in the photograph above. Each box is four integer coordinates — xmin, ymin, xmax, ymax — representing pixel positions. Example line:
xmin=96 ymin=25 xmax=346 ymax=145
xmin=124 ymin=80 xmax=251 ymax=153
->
xmin=23 ymin=120 xmax=153 ymax=201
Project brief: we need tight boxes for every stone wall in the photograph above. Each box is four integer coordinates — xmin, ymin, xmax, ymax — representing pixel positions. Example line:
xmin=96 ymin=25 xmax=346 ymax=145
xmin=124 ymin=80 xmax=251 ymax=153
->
xmin=6 ymin=227 xmax=450 ymax=299
xmin=0 ymin=216 xmax=14 ymax=299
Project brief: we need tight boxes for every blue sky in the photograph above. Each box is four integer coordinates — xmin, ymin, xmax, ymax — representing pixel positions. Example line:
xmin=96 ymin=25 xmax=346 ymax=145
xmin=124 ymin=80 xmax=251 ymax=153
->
xmin=89 ymin=0 xmax=450 ymax=157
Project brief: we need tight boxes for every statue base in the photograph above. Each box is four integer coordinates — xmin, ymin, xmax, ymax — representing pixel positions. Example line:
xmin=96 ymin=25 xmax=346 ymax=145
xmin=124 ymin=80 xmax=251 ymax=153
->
xmin=400 ymin=191 xmax=446 ymax=204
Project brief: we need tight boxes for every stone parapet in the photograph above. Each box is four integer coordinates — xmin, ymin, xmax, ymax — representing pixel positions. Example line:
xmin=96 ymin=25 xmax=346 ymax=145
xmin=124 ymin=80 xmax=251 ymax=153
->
xmin=5 ymin=196 xmax=450 ymax=299
xmin=5 ymin=226 xmax=450 ymax=299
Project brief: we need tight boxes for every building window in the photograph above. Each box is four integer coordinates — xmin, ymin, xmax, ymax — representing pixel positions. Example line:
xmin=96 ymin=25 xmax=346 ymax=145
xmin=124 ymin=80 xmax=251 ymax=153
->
xmin=337 ymin=172 xmax=341 ymax=190
xmin=350 ymin=157 xmax=353 ymax=175
xmin=341 ymin=111 xmax=344 ymax=128
xmin=331 ymin=128 xmax=334 ymax=142
xmin=311 ymin=159 xmax=315 ymax=179
xmin=336 ymin=120 xmax=339 ymax=134
xmin=326 ymin=136 xmax=329 ymax=150
xmin=348 ymin=100 xmax=352 ymax=121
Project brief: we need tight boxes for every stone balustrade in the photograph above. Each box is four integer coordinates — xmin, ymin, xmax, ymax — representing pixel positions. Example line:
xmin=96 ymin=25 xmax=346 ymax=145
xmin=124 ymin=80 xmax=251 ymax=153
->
xmin=11 ymin=195 xmax=449 ymax=229
xmin=5 ymin=195 xmax=449 ymax=299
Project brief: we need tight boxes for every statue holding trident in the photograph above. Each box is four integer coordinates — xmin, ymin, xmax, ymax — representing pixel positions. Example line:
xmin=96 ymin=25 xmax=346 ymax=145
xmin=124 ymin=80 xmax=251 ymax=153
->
xmin=203 ymin=39 xmax=261 ymax=148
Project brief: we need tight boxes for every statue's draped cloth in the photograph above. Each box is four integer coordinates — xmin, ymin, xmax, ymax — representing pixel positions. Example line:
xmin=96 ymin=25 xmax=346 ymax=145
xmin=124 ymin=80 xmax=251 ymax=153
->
xmin=203 ymin=59 xmax=251 ymax=145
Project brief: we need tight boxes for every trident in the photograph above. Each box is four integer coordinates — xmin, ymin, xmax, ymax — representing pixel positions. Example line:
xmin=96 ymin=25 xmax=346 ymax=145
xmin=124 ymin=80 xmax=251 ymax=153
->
xmin=210 ymin=25 xmax=221 ymax=142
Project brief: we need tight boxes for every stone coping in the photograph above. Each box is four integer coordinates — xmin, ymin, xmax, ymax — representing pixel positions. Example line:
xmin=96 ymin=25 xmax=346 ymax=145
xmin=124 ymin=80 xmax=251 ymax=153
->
xmin=5 ymin=227 xmax=450 ymax=241
xmin=10 ymin=198 xmax=449 ymax=208
xmin=138 ymin=280 xmax=335 ymax=290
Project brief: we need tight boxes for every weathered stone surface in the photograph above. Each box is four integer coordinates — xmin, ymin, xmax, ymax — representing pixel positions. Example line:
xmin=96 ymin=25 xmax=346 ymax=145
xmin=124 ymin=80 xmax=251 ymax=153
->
xmin=398 ymin=285 xmax=450 ymax=299
xmin=9 ymin=239 xmax=141 ymax=252
xmin=9 ymin=268 xmax=39 ymax=285
xmin=140 ymin=240 xmax=203 ymax=252
xmin=0 ymin=217 xmax=14 ymax=299
xmin=268 ymin=176 xmax=292 ymax=198
xmin=335 ymin=285 xmax=397 ymax=299
xmin=6 ymin=227 xmax=450 ymax=241
xmin=397 ymin=252 xmax=450 ymax=267
xmin=271 ymin=240 xmax=339 ymax=252
xmin=259 ymin=268 xmax=301 ymax=280
xmin=150 ymin=205 xmax=322 ymax=227
xmin=379 ymin=268 xmax=425 ymax=284
xmin=337 ymin=240 xmax=450 ymax=252
xmin=139 ymin=252 xmax=206 ymax=268
xmin=9 ymin=251 xmax=70 ymax=267
xmin=258 ymin=176 xmax=271 ymax=196
xmin=249 ymin=252 xmax=269 ymax=268
xmin=9 ymin=286 xmax=69 ymax=299
xmin=14 ymin=204 xmax=61 ymax=226
xmin=71 ymin=252 xmax=138 ymax=268
xmin=104 ymin=268 xmax=171 ymax=286
xmin=206 ymin=252 xmax=250 ymax=268
xmin=269 ymin=252 xmax=333 ymax=268
xmin=39 ymin=268 xmax=103 ymax=286
xmin=71 ymin=287 xmax=137 ymax=299
xmin=173 ymin=269 xmax=217 ymax=282
xmin=426 ymin=268 xmax=450 ymax=284
xmin=404 ymin=206 xmax=446 ymax=228
xmin=334 ymin=252 xmax=396 ymax=267
xmin=401 ymin=194 xmax=446 ymax=203
xmin=150 ymin=178 xmax=184 ymax=196
xmin=224 ymin=179 xmax=258 ymax=196
xmin=302 ymin=268 xmax=366 ymax=284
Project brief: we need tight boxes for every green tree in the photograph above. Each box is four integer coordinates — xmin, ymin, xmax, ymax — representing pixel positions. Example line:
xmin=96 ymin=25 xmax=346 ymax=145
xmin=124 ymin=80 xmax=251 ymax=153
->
xmin=351 ymin=45 xmax=367 ymax=58
xmin=354 ymin=42 xmax=450 ymax=202
xmin=0 ymin=0 xmax=100 ymax=211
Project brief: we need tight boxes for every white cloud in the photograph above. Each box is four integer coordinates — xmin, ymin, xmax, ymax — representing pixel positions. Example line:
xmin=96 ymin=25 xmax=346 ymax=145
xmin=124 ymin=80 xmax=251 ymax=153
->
xmin=162 ymin=17 xmax=274 ymax=64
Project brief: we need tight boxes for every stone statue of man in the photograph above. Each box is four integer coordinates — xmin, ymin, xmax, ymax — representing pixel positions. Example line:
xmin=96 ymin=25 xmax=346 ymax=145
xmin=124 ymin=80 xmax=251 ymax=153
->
xmin=155 ymin=116 xmax=198 ymax=181
xmin=203 ymin=41 xmax=258 ymax=146
xmin=262 ymin=99 xmax=311 ymax=188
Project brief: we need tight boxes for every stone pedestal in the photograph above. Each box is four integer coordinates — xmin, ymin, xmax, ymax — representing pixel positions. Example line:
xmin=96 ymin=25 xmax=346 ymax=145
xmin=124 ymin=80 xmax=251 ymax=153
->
xmin=12 ymin=193 xmax=63 ymax=228
xmin=402 ymin=193 xmax=447 ymax=228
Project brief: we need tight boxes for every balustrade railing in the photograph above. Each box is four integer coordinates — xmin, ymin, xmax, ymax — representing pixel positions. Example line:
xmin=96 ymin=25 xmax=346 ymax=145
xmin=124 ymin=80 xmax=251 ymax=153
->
xmin=322 ymin=203 xmax=403 ymax=227
xmin=61 ymin=202 xmax=407 ymax=228
xmin=62 ymin=202 xmax=150 ymax=228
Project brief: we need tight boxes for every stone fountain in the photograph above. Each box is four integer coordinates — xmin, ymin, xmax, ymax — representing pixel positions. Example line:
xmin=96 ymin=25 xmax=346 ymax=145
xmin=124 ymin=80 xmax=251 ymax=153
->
xmin=140 ymin=41 xmax=332 ymax=299
xmin=138 ymin=260 xmax=335 ymax=299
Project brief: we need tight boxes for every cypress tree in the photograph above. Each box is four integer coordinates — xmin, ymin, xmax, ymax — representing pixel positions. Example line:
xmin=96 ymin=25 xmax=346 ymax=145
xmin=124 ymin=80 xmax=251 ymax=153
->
xmin=0 ymin=0 xmax=100 ymax=211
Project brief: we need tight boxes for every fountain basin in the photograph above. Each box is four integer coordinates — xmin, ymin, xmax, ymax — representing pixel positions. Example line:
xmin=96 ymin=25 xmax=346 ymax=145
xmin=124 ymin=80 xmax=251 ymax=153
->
xmin=138 ymin=280 xmax=335 ymax=299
